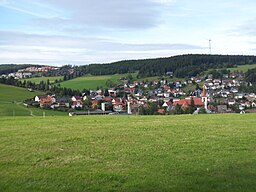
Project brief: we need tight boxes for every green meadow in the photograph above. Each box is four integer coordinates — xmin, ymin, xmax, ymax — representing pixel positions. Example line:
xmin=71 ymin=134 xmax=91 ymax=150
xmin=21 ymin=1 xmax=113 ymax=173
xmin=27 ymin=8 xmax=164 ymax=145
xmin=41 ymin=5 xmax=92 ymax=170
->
xmin=59 ymin=74 xmax=136 ymax=90
xmin=0 ymin=84 xmax=66 ymax=116
xmin=0 ymin=114 xmax=255 ymax=191
xmin=228 ymin=64 xmax=256 ymax=72
xmin=59 ymin=73 xmax=182 ymax=91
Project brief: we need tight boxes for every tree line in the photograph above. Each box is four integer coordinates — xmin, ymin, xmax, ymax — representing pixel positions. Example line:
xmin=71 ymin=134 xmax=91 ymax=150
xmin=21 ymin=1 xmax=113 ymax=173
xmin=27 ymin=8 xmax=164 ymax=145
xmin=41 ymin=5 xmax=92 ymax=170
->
xmin=0 ymin=64 xmax=33 ymax=75
xmin=80 ymin=54 xmax=256 ymax=78
xmin=0 ymin=77 xmax=89 ymax=97
xmin=2 ymin=54 xmax=256 ymax=79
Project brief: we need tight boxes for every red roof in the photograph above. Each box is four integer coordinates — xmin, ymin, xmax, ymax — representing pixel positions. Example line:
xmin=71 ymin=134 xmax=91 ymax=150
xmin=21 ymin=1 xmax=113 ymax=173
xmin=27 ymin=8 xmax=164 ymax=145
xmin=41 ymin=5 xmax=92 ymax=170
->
xmin=113 ymin=98 xmax=121 ymax=102
xmin=73 ymin=96 xmax=81 ymax=101
xmin=113 ymin=102 xmax=125 ymax=106
xmin=163 ymin=85 xmax=171 ymax=90
xmin=173 ymin=97 xmax=204 ymax=108
xmin=103 ymin=97 xmax=112 ymax=102
xmin=40 ymin=96 xmax=53 ymax=104
xmin=157 ymin=109 xmax=165 ymax=114
xmin=72 ymin=101 xmax=83 ymax=105
xmin=92 ymin=100 xmax=99 ymax=104
xmin=122 ymin=98 xmax=127 ymax=103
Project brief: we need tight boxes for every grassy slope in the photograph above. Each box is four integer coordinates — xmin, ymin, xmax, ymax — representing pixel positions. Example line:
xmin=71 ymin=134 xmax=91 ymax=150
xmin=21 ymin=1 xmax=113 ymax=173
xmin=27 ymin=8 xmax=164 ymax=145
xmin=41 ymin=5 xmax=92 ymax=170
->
xmin=24 ymin=76 xmax=63 ymax=84
xmin=59 ymin=74 xmax=135 ymax=90
xmin=59 ymin=73 xmax=184 ymax=91
xmin=0 ymin=114 xmax=255 ymax=191
xmin=0 ymin=84 xmax=66 ymax=116
xmin=227 ymin=64 xmax=256 ymax=72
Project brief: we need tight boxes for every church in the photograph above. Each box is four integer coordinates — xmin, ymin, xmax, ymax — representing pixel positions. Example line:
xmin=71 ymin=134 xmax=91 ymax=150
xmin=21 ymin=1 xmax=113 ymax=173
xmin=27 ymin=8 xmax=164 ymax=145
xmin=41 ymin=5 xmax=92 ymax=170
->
xmin=173 ymin=85 xmax=208 ymax=110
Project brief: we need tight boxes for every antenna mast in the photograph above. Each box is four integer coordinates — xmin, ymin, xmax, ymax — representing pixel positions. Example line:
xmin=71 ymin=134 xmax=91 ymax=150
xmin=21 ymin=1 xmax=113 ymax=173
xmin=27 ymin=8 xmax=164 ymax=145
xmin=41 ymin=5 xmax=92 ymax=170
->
xmin=209 ymin=39 xmax=212 ymax=54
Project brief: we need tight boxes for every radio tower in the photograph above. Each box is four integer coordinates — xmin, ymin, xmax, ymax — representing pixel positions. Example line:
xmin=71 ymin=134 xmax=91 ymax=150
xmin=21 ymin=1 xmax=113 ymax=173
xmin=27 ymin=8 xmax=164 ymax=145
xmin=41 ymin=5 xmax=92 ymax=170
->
xmin=209 ymin=39 xmax=212 ymax=54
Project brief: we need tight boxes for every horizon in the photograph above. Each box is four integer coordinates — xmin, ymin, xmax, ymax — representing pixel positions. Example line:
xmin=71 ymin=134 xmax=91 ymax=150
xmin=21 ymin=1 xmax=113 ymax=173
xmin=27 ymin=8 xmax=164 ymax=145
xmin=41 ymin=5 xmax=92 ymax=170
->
xmin=1 ymin=0 xmax=256 ymax=65
xmin=1 ymin=53 xmax=256 ymax=67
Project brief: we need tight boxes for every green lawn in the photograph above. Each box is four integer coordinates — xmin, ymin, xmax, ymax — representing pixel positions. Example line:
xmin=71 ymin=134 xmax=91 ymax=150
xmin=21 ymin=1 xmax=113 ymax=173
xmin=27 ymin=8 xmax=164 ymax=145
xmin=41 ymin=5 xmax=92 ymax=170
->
xmin=24 ymin=76 xmax=63 ymax=84
xmin=0 ymin=84 xmax=66 ymax=116
xmin=0 ymin=114 xmax=255 ymax=191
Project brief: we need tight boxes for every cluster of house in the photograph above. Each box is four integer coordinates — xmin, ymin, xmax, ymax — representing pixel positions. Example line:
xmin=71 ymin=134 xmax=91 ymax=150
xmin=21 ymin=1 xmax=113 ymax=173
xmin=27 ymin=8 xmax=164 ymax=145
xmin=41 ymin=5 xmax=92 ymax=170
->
xmin=19 ymin=67 xmax=255 ymax=115
xmin=30 ymin=72 xmax=256 ymax=115
xmin=1 ymin=66 xmax=60 ymax=80
xmin=204 ymin=78 xmax=256 ymax=113
xmin=18 ymin=66 xmax=59 ymax=73
xmin=1 ymin=72 xmax=32 ymax=79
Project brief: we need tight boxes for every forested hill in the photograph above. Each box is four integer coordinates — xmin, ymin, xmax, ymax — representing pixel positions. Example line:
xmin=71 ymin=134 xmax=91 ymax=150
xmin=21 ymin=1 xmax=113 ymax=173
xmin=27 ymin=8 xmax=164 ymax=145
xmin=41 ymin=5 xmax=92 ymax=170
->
xmin=2 ymin=54 xmax=256 ymax=79
xmin=83 ymin=54 xmax=256 ymax=78
xmin=0 ymin=64 xmax=33 ymax=75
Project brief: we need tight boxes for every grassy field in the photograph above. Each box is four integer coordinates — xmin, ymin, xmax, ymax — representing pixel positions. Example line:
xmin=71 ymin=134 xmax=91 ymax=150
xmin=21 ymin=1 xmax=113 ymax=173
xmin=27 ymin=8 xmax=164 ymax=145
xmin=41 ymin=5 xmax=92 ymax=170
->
xmin=24 ymin=76 xmax=63 ymax=84
xmin=59 ymin=74 xmax=136 ymax=90
xmin=0 ymin=114 xmax=255 ymax=191
xmin=59 ymin=73 xmax=184 ymax=91
xmin=228 ymin=64 xmax=256 ymax=72
xmin=0 ymin=84 xmax=66 ymax=116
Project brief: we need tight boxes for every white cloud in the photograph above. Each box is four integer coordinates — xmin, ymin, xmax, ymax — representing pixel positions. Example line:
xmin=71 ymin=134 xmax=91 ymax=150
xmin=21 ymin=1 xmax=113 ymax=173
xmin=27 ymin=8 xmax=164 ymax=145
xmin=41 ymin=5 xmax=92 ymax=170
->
xmin=1 ymin=0 xmax=256 ymax=65
xmin=0 ymin=0 xmax=65 ymax=19
xmin=152 ymin=0 xmax=176 ymax=5
xmin=40 ymin=0 xmax=171 ymax=29
xmin=0 ymin=30 xmax=204 ymax=65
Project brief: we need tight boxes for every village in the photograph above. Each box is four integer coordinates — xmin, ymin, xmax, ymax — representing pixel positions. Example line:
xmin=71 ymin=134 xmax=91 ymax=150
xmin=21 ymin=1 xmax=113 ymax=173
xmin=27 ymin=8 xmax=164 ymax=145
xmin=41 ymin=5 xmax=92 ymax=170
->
xmin=23 ymin=70 xmax=256 ymax=116
xmin=0 ymin=66 xmax=59 ymax=79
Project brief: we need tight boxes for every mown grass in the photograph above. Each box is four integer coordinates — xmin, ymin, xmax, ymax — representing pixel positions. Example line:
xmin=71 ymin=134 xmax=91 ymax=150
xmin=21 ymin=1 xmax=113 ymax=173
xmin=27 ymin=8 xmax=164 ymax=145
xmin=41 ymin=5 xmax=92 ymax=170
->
xmin=23 ymin=76 xmax=63 ymax=84
xmin=0 ymin=84 xmax=66 ymax=116
xmin=0 ymin=114 xmax=255 ymax=191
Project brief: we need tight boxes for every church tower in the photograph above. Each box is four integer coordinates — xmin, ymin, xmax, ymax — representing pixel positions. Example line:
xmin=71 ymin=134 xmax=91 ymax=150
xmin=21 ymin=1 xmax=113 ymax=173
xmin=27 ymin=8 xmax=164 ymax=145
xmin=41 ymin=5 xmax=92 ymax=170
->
xmin=201 ymin=85 xmax=208 ymax=110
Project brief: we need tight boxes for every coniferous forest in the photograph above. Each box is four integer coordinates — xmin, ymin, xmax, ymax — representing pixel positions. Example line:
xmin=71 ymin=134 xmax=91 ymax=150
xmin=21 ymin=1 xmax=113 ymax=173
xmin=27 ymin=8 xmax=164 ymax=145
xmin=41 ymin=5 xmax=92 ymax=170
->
xmin=81 ymin=54 xmax=256 ymax=78
xmin=2 ymin=54 xmax=256 ymax=80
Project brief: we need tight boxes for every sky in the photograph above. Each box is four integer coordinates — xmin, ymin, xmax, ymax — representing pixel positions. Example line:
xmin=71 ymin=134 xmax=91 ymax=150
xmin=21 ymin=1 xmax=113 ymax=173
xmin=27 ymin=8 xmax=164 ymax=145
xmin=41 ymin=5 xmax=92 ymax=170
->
xmin=1 ymin=0 xmax=256 ymax=66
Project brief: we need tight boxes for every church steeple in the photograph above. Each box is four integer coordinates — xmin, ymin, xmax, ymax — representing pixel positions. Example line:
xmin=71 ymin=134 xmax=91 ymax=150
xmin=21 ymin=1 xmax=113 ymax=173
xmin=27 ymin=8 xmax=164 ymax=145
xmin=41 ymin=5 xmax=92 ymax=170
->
xmin=201 ymin=85 xmax=207 ymax=110
xmin=202 ymin=85 xmax=207 ymax=97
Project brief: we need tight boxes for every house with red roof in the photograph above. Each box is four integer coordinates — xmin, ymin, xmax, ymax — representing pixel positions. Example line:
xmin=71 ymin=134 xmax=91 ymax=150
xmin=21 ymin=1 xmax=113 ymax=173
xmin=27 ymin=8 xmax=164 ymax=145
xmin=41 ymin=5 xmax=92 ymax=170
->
xmin=71 ymin=100 xmax=83 ymax=109
xmin=71 ymin=95 xmax=83 ymax=109
xmin=71 ymin=96 xmax=81 ymax=102
xmin=173 ymin=97 xmax=204 ymax=109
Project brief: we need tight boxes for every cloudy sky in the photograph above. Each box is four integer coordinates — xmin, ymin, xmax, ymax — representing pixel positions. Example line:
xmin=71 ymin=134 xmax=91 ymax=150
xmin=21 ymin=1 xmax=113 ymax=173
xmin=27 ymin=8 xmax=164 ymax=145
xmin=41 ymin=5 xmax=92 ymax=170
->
xmin=0 ymin=0 xmax=256 ymax=65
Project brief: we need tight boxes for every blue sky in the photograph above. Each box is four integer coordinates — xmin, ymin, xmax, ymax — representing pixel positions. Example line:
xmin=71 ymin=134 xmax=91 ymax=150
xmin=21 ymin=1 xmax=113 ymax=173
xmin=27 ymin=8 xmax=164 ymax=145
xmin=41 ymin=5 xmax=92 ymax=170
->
xmin=1 ymin=0 xmax=256 ymax=65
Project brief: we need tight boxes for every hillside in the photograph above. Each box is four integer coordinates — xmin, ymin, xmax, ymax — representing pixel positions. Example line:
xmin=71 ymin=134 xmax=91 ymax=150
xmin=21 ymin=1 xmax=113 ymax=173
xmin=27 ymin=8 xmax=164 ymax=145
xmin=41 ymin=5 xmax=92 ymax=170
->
xmin=81 ymin=54 xmax=256 ymax=78
xmin=2 ymin=55 xmax=256 ymax=81
xmin=59 ymin=74 xmax=130 ymax=90
xmin=0 ymin=84 xmax=66 ymax=116
xmin=0 ymin=114 xmax=255 ymax=191
xmin=0 ymin=64 xmax=34 ymax=75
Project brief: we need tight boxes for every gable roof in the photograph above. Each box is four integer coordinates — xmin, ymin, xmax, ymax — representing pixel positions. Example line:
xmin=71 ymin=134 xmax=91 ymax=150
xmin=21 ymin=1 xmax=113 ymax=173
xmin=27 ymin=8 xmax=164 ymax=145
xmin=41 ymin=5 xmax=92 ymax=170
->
xmin=103 ymin=97 xmax=112 ymax=102
xmin=173 ymin=97 xmax=204 ymax=108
